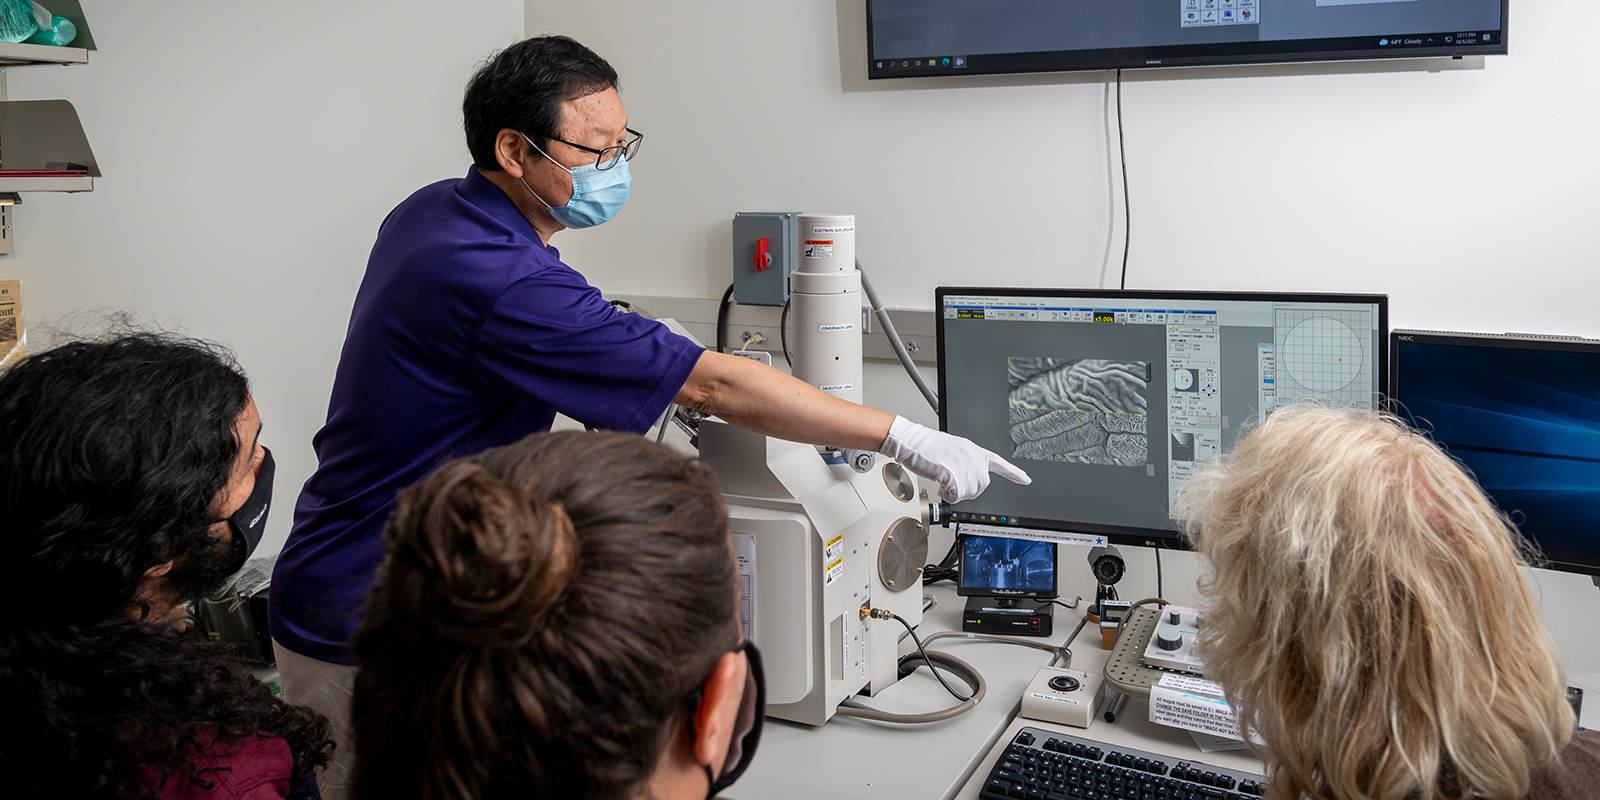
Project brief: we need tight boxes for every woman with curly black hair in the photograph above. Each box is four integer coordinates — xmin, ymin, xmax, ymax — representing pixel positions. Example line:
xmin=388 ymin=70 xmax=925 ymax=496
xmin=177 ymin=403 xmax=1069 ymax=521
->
xmin=0 ymin=332 xmax=334 ymax=799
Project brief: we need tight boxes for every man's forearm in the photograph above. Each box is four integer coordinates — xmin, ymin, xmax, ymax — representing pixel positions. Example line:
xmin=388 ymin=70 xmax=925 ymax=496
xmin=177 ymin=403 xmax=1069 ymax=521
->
xmin=674 ymin=351 xmax=893 ymax=451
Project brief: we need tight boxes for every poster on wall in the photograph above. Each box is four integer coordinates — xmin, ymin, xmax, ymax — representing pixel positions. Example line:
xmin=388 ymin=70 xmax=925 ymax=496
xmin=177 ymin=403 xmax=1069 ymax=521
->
xmin=0 ymin=279 xmax=24 ymax=367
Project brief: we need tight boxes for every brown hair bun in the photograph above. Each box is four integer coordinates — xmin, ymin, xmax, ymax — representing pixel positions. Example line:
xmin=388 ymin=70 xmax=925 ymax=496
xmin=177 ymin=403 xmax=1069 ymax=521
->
xmin=381 ymin=460 xmax=577 ymax=649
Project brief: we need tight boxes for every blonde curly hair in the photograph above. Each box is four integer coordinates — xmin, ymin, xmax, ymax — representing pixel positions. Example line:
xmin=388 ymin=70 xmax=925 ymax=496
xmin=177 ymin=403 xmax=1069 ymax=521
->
xmin=1180 ymin=406 xmax=1574 ymax=800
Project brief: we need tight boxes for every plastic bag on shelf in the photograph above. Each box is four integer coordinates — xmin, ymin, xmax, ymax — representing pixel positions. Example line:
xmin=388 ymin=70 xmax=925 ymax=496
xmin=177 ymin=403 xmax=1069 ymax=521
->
xmin=0 ymin=0 xmax=39 ymax=44
xmin=22 ymin=14 xmax=73 ymax=47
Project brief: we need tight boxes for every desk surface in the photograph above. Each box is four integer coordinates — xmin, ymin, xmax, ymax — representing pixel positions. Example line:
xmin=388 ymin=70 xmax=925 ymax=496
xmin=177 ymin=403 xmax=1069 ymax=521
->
xmin=729 ymin=587 xmax=1262 ymax=800
xmin=727 ymin=586 xmax=1060 ymax=800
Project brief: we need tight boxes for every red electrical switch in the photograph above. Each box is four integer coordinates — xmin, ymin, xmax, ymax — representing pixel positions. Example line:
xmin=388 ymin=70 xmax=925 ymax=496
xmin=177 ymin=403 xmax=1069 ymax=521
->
xmin=753 ymin=237 xmax=769 ymax=271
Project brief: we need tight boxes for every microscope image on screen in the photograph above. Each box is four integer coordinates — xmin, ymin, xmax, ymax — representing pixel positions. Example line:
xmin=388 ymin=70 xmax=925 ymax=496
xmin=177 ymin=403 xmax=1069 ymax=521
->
xmin=1007 ymin=357 xmax=1149 ymax=467
xmin=961 ymin=534 xmax=1056 ymax=595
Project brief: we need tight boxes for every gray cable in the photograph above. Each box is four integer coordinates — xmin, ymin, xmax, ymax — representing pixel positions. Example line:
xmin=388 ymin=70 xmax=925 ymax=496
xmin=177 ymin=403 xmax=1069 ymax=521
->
xmin=654 ymin=403 xmax=676 ymax=443
xmin=919 ymin=630 xmax=1072 ymax=664
xmin=857 ymin=261 xmax=939 ymax=413
xmin=833 ymin=650 xmax=986 ymax=724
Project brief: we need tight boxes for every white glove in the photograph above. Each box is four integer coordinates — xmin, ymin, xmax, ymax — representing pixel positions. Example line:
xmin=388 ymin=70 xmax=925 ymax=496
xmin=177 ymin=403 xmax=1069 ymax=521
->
xmin=877 ymin=416 xmax=1031 ymax=503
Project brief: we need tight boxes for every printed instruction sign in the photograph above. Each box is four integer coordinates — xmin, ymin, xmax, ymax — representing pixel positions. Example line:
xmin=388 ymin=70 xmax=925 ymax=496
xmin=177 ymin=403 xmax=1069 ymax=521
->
xmin=1149 ymin=673 xmax=1263 ymax=745
xmin=803 ymin=239 xmax=834 ymax=259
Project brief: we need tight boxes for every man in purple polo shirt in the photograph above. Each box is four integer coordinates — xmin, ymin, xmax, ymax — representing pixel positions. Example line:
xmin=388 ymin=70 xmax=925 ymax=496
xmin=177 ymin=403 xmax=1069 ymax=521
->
xmin=269 ymin=35 xmax=1027 ymax=797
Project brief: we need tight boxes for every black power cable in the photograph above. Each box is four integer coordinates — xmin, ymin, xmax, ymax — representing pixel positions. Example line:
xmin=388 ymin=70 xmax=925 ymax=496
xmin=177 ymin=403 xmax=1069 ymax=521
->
xmin=922 ymin=539 xmax=960 ymax=585
xmin=714 ymin=283 xmax=735 ymax=354
xmin=778 ymin=296 xmax=793 ymax=368
xmin=1117 ymin=68 xmax=1131 ymax=291
xmin=890 ymin=613 xmax=973 ymax=702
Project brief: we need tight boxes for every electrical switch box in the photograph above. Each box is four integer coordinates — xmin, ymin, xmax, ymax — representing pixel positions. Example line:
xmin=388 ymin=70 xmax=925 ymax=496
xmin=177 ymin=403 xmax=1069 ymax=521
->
xmin=732 ymin=212 xmax=799 ymax=307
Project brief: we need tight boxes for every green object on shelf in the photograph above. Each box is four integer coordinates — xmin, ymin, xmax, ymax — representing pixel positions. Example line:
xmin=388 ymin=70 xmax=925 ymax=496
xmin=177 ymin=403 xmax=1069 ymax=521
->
xmin=22 ymin=14 xmax=72 ymax=46
xmin=0 ymin=0 xmax=38 ymax=43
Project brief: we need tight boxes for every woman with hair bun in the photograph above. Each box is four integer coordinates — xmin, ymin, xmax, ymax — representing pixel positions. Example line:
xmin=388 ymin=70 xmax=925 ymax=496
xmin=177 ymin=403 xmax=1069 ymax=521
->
xmin=351 ymin=430 xmax=763 ymax=800
xmin=1182 ymin=406 xmax=1599 ymax=800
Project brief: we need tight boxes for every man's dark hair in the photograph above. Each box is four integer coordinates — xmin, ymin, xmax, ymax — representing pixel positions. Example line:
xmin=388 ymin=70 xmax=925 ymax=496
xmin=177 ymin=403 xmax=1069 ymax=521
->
xmin=352 ymin=431 xmax=739 ymax=800
xmin=0 ymin=332 xmax=333 ymax=798
xmin=463 ymin=35 xmax=620 ymax=171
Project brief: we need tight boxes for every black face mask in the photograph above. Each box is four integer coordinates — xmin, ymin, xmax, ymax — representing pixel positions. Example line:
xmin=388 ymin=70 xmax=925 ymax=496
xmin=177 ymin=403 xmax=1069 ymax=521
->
xmin=225 ymin=446 xmax=274 ymax=561
xmin=169 ymin=447 xmax=274 ymax=601
xmin=691 ymin=640 xmax=766 ymax=799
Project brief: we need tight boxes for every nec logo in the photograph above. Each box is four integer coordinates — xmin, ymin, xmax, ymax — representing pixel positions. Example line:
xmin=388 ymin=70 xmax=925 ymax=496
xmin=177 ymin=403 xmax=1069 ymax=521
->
xmin=1398 ymin=335 xmax=1415 ymax=341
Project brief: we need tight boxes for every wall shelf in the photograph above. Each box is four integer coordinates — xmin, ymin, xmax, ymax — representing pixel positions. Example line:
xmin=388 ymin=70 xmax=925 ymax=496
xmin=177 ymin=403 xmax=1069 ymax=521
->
xmin=0 ymin=99 xmax=98 ymax=193
xmin=0 ymin=41 xmax=88 ymax=67
xmin=0 ymin=174 xmax=90 ymax=192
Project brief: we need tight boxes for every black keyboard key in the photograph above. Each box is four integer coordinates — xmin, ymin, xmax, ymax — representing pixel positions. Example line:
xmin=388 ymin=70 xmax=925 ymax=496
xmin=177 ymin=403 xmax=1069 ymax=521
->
xmin=1017 ymin=732 xmax=1037 ymax=746
xmin=1215 ymin=775 xmax=1235 ymax=790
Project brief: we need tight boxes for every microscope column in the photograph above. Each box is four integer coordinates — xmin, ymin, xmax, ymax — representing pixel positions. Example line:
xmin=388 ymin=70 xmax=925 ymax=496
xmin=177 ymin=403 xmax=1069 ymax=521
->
xmin=789 ymin=214 xmax=862 ymax=405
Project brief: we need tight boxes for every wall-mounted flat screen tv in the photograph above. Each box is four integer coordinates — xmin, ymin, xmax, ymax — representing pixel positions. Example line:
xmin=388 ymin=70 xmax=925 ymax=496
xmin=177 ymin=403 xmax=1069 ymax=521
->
xmin=867 ymin=0 xmax=1507 ymax=78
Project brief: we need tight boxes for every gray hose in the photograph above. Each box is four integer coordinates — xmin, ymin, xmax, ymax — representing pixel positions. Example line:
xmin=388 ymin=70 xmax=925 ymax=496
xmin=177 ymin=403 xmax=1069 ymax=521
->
xmin=833 ymin=650 xmax=986 ymax=724
xmin=857 ymin=261 xmax=939 ymax=413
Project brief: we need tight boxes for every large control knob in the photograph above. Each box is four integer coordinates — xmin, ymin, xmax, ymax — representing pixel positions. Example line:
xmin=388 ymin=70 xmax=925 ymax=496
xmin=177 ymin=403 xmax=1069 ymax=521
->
xmin=1156 ymin=631 xmax=1185 ymax=651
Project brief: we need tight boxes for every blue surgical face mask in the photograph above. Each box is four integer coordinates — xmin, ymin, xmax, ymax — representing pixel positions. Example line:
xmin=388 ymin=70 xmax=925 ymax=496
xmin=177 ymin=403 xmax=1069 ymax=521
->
xmin=518 ymin=132 xmax=631 ymax=229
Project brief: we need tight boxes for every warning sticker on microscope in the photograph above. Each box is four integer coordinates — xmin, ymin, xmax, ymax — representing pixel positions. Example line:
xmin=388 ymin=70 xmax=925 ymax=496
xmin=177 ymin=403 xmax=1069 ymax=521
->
xmin=825 ymin=556 xmax=845 ymax=586
xmin=825 ymin=534 xmax=845 ymax=563
xmin=803 ymin=240 xmax=834 ymax=259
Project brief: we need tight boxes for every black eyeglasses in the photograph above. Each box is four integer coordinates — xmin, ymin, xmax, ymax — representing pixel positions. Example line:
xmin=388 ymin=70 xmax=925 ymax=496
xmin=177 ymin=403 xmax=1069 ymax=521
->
xmin=545 ymin=128 xmax=643 ymax=171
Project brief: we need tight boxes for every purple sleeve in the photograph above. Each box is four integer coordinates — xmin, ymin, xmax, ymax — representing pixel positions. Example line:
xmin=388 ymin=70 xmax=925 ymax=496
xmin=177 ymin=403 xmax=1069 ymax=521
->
xmin=472 ymin=272 xmax=704 ymax=433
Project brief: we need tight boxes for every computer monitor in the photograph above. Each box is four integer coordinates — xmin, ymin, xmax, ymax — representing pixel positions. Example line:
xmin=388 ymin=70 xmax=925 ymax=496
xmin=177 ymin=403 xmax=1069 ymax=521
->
xmin=957 ymin=534 xmax=1058 ymax=599
xmin=937 ymin=288 xmax=1388 ymax=548
xmin=867 ymin=0 xmax=1508 ymax=78
xmin=1390 ymin=330 xmax=1600 ymax=576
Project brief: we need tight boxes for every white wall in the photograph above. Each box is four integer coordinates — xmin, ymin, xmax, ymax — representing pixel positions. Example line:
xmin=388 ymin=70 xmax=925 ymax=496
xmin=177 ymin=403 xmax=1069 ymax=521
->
xmin=529 ymin=1 xmax=1600 ymax=669
xmin=4 ymin=1 xmax=525 ymax=556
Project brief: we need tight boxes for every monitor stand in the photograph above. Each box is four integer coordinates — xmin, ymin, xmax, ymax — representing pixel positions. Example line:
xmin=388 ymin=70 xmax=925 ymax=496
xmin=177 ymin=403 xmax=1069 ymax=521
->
xmin=963 ymin=596 xmax=1054 ymax=636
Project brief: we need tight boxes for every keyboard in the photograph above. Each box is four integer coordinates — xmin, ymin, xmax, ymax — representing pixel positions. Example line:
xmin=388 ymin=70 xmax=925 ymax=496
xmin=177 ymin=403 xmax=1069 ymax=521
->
xmin=979 ymin=727 xmax=1268 ymax=800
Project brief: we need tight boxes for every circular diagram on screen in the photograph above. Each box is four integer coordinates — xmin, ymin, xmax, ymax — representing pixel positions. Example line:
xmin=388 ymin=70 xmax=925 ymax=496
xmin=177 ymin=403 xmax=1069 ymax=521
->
xmin=1173 ymin=368 xmax=1195 ymax=390
xmin=1282 ymin=316 xmax=1364 ymax=392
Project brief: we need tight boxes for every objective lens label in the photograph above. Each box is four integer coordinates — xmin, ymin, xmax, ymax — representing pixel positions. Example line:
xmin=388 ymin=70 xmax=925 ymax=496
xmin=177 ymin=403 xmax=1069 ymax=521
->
xmin=803 ymin=239 xmax=834 ymax=259
xmin=819 ymin=323 xmax=855 ymax=332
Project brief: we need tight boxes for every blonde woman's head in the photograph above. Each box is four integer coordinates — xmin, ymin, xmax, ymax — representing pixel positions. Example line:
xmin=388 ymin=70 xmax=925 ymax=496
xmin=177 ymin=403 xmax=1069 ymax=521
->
xmin=1182 ymin=406 xmax=1573 ymax=800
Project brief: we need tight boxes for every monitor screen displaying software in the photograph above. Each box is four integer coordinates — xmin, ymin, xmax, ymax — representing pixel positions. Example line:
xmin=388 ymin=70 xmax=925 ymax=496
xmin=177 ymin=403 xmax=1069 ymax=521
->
xmin=868 ymin=0 xmax=1507 ymax=77
xmin=937 ymin=288 xmax=1388 ymax=546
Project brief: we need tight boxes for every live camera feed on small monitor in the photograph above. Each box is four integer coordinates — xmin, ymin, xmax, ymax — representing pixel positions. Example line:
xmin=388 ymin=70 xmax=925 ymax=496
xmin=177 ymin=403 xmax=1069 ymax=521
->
xmin=941 ymin=293 xmax=1384 ymax=537
xmin=962 ymin=534 xmax=1055 ymax=594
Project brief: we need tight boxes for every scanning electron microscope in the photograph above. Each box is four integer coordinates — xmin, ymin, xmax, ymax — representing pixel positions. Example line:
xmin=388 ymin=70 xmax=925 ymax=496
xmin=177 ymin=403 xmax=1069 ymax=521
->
xmin=698 ymin=214 xmax=931 ymax=725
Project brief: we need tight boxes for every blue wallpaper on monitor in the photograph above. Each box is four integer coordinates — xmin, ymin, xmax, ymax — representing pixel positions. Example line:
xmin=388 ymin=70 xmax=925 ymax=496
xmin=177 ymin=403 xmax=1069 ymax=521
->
xmin=1396 ymin=342 xmax=1600 ymax=573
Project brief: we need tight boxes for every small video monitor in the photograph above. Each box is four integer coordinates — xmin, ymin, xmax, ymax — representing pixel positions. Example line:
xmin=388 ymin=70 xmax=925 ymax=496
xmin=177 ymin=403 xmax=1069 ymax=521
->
xmin=958 ymin=534 xmax=1058 ymax=599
